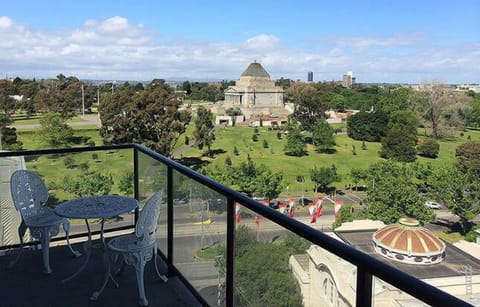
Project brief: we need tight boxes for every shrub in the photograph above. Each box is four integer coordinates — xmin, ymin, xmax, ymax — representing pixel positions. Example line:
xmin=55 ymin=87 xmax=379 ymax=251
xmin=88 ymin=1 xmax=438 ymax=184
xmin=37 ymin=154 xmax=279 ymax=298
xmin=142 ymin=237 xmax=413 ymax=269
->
xmin=63 ymin=155 xmax=75 ymax=169
xmin=263 ymin=139 xmax=269 ymax=148
xmin=465 ymin=230 xmax=477 ymax=242
xmin=417 ymin=138 xmax=440 ymax=158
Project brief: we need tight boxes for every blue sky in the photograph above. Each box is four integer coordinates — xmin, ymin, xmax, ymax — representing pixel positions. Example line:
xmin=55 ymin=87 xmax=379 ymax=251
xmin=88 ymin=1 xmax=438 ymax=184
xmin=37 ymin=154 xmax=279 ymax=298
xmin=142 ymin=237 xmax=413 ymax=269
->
xmin=1 ymin=0 xmax=479 ymax=83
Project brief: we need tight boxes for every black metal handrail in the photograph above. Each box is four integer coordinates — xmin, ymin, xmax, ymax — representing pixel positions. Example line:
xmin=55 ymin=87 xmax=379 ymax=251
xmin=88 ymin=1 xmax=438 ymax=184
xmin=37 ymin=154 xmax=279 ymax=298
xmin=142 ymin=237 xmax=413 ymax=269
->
xmin=0 ymin=144 xmax=471 ymax=307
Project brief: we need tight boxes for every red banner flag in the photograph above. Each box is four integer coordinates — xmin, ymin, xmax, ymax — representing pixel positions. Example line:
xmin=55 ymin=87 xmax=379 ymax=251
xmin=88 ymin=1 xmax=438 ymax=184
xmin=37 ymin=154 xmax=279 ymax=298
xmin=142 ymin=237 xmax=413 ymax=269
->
xmin=255 ymin=215 xmax=259 ymax=227
xmin=334 ymin=200 xmax=343 ymax=217
xmin=235 ymin=203 xmax=241 ymax=223
xmin=309 ymin=202 xmax=317 ymax=223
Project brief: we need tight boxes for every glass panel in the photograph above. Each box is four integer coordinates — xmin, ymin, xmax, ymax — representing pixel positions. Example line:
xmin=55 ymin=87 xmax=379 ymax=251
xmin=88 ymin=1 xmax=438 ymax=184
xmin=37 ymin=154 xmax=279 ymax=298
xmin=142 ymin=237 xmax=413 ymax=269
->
xmin=136 ymin=151 xmax=168 ymax=256
xmin=233 ymin=205 xmax=358 ymax=307
xmin=173 ymin=170 xmax=227 ymax=306
xmin=373 ymin=278 xmax=432 ymax=306
xmin=0 ymin=149 xmax=135 ymax=249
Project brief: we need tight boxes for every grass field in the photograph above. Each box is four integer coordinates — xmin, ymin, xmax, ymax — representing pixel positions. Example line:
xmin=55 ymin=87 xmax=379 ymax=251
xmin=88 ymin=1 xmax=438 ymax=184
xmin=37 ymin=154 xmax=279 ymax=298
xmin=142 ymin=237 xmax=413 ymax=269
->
xmin=13 ymin=122 xmax=480 ymax=200
xmin=181 ymin=125 xmax=480 ymax=197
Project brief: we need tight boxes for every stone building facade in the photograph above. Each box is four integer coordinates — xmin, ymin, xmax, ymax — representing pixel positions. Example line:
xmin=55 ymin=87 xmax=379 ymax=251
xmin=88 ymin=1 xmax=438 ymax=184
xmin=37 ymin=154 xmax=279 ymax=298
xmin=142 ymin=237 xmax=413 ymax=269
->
xmin=224 ymin=61 xmax=284 ymax=108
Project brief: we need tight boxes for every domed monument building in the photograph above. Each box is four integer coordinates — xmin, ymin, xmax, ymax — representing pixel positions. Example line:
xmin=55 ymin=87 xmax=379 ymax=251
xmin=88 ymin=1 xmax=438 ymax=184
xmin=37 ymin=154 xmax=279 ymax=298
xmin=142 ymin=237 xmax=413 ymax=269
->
xmin=217 ymin=61 xmax=291 ymax=126
xmin=224 ymin=61 xmax=284 ymax=108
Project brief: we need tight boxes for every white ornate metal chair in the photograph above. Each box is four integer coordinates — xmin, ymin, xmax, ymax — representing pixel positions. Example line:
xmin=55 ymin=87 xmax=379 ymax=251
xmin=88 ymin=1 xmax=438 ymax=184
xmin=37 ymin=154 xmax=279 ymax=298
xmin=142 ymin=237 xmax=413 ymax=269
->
xmin=9 ymin=169 xmax=80 ymax=274
xmin=107 ymin=190 xmax=168 ymax=306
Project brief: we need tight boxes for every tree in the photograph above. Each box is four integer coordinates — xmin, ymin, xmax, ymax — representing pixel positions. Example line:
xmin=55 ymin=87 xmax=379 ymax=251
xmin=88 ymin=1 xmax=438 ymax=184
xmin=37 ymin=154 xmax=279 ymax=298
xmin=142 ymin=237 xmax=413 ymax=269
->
xmin=347 ymin=111 xmax=389 ymax=141
xmin=430 ymin=166 xmax=480 ymax=234
xmin=234 ymin=242 xmax=303 ymax=306
xmin=365 ymin=161 xmax=435 ymax=225
xmin=62 ymin=173 xmax=114 ymax=197
xmin=455 ymin=141 xmax=480 ymax=174
xmin=379 ymin=127 xmax=417 ymax=162
xmin=414 ymin=82 xmax=467 ymax=139
xmin=377 ymin=87 xmax=415 ymax=114
xmin=463 ymin=94 xmax=480 ymax=127
xmin=310 ymin=165 xmax=341 ymax=192
xmin=417 ymin=138 xmax=440 ymax=158
xmin=388 ymin=110 xmax=419 ymax=137
xmin=0 ymin=124 xmax=22 ymax=150
xmin=225 ymin=107 xmax=242 ymax=126
xmin=0 ymin=80 xmax=18 ymax=148
xmin=350 ymin=168 xmax=367 ymax=191
xmin=286 ymin=82 xmax=329 ymax=132
xmin=411 ymin=162 xmax=434 ymax=193
xmin=100 ymin=80 xmax=191 ymax=157
xmin=0 ymin=79 xmax=16 ymax=117
xmin=39 ymin=112 xmax=74 ymax=148
xmin=194 ymin=106 xmax=215 ymax=157
xmin=332 ymin=205 xmax=354 ymax=229
xmin=283 ymin=122 xmax=306 ymax=156
xmin=33 ymin=89 xmax=61 ymax=114
xmin=229 ymin=155 xmax=283 ymax=199
xmin=312 ymin=119 xmax=335 ymax=152
xmin=119 ymin=171 xmax=134 ymax=195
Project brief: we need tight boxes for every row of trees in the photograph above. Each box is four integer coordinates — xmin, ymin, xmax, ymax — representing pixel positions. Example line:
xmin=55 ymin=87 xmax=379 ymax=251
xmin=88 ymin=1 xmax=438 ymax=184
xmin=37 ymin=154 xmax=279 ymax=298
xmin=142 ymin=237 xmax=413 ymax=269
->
xmin=338 ymin=140 xmax=480 ymax=235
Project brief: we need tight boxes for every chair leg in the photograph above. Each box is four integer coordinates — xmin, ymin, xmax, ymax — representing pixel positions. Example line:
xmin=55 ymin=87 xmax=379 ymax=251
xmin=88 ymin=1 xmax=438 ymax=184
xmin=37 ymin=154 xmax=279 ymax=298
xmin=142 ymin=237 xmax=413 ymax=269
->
xmin=8 ymin=221 xmax=27 ymax=269
xmin=62 ymin=220 xmax=81 ymax=257
xmin=39 ymin=228 xmax=52 ymax=274
xmin=153 ymin=248 xmax=168 ymax=283
xmin=135 ymin=255 xmax=148 ymax=306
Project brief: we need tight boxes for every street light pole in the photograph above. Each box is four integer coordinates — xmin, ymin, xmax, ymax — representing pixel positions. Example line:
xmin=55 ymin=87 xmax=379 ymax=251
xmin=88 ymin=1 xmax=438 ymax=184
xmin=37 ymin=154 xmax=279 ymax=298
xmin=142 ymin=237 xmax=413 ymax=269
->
xmin=81 ymin=84 xmax=85 ymax=118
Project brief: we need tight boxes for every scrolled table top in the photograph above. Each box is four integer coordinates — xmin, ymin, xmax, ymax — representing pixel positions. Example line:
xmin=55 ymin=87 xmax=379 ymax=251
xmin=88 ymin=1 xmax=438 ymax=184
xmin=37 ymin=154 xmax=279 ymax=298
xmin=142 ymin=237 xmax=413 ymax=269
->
xmin=54 ymin=195 xmax=139 ymax=219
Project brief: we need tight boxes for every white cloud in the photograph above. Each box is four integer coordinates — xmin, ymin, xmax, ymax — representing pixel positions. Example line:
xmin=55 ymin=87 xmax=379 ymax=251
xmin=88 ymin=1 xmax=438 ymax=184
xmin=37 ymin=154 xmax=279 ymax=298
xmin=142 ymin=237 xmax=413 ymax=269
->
xmin=0 ymin=16 xmax=12 ymax=28
xmin=0 ymin=17 xmax=477 ymax=83
xmin=243 ymin=34 xmax=280 ymax=51
xmin=99 ymin=16 xmax=130 ymax=33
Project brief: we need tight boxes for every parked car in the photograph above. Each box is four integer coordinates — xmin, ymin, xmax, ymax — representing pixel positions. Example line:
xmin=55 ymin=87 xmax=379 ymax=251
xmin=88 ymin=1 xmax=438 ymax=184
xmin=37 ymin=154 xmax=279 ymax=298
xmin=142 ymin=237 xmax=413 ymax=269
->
xmin=269 ymin=199 xmax=284 ymax=209
xmin=425 ymin=201 xmax=442 ymax=209
xmin=297 ymin=197 xmax=313 ymax=207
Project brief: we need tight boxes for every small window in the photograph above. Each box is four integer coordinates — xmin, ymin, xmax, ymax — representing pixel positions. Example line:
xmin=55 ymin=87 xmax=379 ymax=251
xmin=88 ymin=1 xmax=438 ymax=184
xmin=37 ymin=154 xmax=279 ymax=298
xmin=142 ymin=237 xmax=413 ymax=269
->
xmin=414 ymin=257 xmax=423 ymax=263
xmin=395 ymin=254 xmax=404 ymax=260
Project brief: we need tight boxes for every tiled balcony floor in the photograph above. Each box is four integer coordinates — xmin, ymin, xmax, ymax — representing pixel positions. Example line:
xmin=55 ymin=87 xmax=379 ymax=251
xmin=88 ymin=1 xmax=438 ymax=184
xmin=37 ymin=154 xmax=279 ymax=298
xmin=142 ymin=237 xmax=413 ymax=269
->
xmin=0 ymin=241 xmax=202 ymax=307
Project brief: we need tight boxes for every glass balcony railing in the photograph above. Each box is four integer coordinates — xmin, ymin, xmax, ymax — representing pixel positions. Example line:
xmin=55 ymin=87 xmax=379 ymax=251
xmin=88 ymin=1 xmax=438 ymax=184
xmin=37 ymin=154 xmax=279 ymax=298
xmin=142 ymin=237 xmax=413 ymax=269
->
xmin=0 ymin=144 xmax=472 ymax=306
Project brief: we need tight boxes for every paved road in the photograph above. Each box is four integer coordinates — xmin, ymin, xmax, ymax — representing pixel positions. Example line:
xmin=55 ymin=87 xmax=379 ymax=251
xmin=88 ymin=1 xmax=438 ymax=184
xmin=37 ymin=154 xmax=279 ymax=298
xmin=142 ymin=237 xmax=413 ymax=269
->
xmin=12 ymin=114 xmax=102 ymax=129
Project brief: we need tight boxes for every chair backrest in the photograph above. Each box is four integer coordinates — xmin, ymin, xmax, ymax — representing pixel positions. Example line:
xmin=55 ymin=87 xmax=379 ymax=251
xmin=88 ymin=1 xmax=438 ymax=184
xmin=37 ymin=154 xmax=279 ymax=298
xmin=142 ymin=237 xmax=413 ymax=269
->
xmin=10 ymin=170 xmax=50 ymax=221
xmin=135 ymin=190 xmax=163 ymax=246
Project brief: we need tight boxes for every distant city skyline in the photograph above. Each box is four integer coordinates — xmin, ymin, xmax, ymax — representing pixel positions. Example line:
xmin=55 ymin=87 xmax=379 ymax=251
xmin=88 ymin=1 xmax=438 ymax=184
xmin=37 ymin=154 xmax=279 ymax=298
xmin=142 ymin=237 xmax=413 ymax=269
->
xmin=1 ymin=0 xmax=479 ymax=83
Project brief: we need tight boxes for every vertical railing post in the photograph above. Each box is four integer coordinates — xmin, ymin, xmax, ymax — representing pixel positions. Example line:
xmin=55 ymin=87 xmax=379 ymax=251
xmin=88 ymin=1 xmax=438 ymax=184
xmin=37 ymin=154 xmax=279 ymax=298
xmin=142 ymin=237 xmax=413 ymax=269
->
xmin=356 ymin=267 xmax=373 ymax=306
xmin=226 ymin=197 xmax=235 ymax=306
xmin=167 ymin=166 xmax=174 ymax=275
xmin=133 ymin=148 xmax=139 ymax=223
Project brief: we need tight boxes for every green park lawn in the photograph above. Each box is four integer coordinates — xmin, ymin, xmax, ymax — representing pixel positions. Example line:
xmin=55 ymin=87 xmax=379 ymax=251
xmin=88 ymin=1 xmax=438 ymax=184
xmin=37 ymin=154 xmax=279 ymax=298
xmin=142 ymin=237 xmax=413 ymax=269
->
xmin=13 ymin=122 xmax=480 ymax=200
xmin=182 ymin=125 xmax=480 ymax=197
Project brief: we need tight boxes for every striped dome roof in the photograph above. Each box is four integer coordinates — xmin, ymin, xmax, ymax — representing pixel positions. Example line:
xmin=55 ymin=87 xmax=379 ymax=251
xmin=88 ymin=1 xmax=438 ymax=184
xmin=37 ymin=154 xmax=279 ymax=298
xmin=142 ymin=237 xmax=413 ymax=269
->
xmin=372 ymin=218 xmax=446 ymax=265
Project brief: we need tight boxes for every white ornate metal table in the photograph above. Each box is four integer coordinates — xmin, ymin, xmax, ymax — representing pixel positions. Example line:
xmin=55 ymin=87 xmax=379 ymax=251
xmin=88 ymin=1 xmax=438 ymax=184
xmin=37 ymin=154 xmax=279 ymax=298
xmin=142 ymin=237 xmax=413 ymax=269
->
xmin=54 ymin=195 xmax=139 ymax=300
